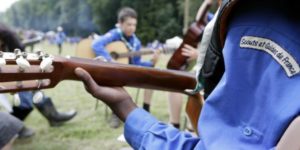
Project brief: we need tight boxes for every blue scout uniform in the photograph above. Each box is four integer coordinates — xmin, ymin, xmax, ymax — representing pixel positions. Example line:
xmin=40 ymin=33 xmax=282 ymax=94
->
xmin=123 ymin=1 xmax=300 ymax=150
xmin=55 ymin=31 xmax=66 ymax=45
xmin=92 ymin=28 xmax=153 ymax=67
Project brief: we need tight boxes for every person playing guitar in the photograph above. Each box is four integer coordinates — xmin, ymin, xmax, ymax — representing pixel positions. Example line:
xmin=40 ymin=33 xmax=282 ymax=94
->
xmin=167 ymin=0 xmax=215 ymax=131
xmin=91 ymin=7 xmax=160 ymax=129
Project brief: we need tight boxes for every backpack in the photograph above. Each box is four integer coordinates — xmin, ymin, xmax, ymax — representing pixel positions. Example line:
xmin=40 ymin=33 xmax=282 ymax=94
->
xmin=200 ymin=0 xmax=239 ymax=98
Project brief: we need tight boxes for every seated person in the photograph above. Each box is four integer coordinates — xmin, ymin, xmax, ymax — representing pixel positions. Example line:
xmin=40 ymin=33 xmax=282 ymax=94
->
xmin=92 ymin=7 xmax=160 ymax=128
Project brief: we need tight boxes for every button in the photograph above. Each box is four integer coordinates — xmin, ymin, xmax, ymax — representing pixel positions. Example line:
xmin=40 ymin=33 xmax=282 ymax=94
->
xmin=243 ymin=127 xmax=253 ymax=136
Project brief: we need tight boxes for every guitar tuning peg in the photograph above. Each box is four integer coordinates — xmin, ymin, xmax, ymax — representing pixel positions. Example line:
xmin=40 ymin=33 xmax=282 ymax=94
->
xmin=14 ymin=49 xmax=22 ymax=55
xmin=35 ymin=50 xmax=42 ymax=55
xmin=22 ymin=52 xmax=28 ymax=59
xmin=16 ymin=54 xmax=30 ymax=72
xmin=16 ymin=81 xmax=23 ymax=88
xmin=0 ymin=57 xmax=6 ymax=66
xmin=0 ymin=51 xmax=6 ymax=67
xmin=35 ymin=50 xmax=44 ymax=60
xmin=44 ymin=53 xmax=49 ymax=58
xmin=40 ymin=57 xmax=53 ymax=72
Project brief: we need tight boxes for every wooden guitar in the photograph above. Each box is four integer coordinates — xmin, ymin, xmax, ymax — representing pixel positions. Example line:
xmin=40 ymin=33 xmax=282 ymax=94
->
xmin=0 ymin=51 xmax=203 ymax=132
xmin=167 ymin=0 xmax=212 ymax=70
xmin=75 ymin=38 xmax=174 ymax=64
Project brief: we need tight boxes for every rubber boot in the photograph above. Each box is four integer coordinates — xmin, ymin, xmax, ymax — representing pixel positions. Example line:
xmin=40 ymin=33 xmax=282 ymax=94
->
xmin=34 ymin=97 xmax=77 ymax=127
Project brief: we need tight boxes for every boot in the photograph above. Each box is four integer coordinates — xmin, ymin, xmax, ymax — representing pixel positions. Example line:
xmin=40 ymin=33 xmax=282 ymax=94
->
xmin=11 ymin=107 xmax=33 ymax=121
xmin=11 ymin=107 xmax=35 ymax=138
xmin=18 ymin=126 xmax=35 ymax=139
xmin=34 ymin=97 xmax=77 ymax=127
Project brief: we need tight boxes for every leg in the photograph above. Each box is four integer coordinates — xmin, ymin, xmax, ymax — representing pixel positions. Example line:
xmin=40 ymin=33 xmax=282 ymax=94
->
xmin=168 ymin=92 xmax=183 ymax=129
xmin=11 ymin=92 xmax=34 ymax=121
xmin=11 ymin=92 xmax=35 ymax=138
xmin=58 ymin=44 xmax=62 ymax=55
xmin=33 ymin=91 xmax=77 ymax=126
xmin=0 ymin=112 xmax=23 ymax=149
xmin=143 ymin=89 xmax=154 ymax=112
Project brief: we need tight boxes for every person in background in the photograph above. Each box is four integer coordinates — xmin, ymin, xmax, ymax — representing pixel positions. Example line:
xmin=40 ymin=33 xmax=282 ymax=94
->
xmin=55 ymin=26 xmax=66 ymax=55
xmin=167 ymin=8 xmax=214 ymax=130
xmin=92 ymin=7 xmax=160 ymax=129
xmin=0 ymin=22 xmax=77 ymax=138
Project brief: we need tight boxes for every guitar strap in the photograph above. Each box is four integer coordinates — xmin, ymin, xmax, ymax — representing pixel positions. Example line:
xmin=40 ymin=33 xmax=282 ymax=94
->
xmin=189 ymin=0 xmax=239 ymax=97
xmin=117 ymin=28 xmax=138 ymax=64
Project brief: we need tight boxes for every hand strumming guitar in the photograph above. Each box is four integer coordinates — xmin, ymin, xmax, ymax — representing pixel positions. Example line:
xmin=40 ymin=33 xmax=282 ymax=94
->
xmin=151 ymin=50 xmax=160 ymax=66
xmin=181 ymin=44 xmax=198 ymax=61
xmin=74 ymin=68 xmax=137 ymax=122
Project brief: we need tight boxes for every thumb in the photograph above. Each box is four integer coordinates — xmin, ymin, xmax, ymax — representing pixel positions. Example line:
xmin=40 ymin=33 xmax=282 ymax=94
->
xmin=74 ymin=67 xmax=99 ymax=94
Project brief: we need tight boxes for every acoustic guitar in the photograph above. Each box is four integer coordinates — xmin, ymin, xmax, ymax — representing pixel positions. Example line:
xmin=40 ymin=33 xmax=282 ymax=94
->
xmin=0 ymin=50 xmax=203 ymax=132
xmin=167 ymin=0 xmax=212 ymax=70
xmin=75 ymin=38 xmax=175 ymax=64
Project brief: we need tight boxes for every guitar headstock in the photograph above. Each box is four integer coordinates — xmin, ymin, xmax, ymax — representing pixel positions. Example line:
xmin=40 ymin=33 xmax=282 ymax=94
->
xmin=0 ymin=49 xmax=65 ymax=93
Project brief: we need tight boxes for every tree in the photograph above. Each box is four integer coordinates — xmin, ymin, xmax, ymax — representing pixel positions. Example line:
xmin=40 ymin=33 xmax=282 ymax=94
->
xmin=1 ymin=0 xmax=215 ymax=42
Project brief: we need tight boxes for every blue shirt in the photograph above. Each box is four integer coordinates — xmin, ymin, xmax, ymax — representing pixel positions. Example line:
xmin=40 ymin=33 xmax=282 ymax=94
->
xmin=55 ymin=31 xmax=66 ymax=44
xmin=92 ymin=28 xmax=153 ymax=67
xmin=124 ymin=3 xmax=300 ymax=150
xmin=207 ymin=12 xmax=214 ymax=22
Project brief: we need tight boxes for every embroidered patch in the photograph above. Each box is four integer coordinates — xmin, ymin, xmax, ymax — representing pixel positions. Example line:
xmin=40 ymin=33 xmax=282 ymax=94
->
xmin=240 ymin=36 xmax=300 ymax=77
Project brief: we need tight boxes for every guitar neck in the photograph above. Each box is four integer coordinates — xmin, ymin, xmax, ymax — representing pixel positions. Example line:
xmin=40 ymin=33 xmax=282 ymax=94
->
xmin=117 ymin=49 xmax=154 ymax=58
xmin=167 ymin=1 xmax=212 ymax=70
xmin=196 ymin=0 xmax=212 ymax=25
xmin=60 ymin=57 xmax=196 ymax=93
xmin=0 ymin=53 xmax=201 ymax=132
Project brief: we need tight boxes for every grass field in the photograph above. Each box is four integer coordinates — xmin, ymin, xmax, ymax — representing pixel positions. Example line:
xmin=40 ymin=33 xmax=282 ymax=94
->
xmin=9 ymin=42 xmax=188 ymax=150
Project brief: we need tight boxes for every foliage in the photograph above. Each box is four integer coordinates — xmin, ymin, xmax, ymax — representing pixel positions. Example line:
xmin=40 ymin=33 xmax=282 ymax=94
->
xmin=1 ymin=0 xmax=216 ymax=43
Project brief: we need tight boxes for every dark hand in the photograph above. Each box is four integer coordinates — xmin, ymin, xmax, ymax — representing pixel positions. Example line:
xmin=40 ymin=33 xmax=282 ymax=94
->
xmin=74 ymin=68 xmax=137 ymax=121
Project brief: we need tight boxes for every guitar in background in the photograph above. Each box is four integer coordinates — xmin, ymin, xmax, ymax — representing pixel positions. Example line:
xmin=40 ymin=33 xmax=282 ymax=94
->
xmin=167 ymin=0 xmax=212 ymax=71
xmin=75 ymin=38 xmax=177 ymax=64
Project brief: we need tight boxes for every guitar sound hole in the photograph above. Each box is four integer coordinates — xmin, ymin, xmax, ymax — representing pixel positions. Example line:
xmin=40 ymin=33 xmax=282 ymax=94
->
xmin=110 ymin=52 xmax=119 ymax=59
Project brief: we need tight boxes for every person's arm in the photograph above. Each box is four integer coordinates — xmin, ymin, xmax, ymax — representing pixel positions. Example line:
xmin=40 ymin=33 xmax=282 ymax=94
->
xmin=131 ymin=40 xmax=160 ymax=67
xmin=131 ymin=55 xmax=155 ymax=67
xmin=92 ymin=30 xmax=119 ymax=61
xmin=125 ymin=108 xmax=200 ymax=149
xmin=74 ymin=68 xmax=200 ymax=149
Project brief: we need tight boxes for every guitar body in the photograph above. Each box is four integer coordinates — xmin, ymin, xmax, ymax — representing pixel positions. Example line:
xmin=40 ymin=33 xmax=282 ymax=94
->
xmin=105 ymin=41 xmax=129 ymax=64
xmin=167 ymin=1 xmax=211 ymax=71
xmin=167 ymin=23 xmax=204 ymax=71
xmin=75 ymin=38 xmax=130 ymax=64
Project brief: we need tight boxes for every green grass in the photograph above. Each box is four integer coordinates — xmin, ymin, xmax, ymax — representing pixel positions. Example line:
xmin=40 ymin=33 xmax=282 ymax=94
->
xmin=11 ymin=42 xmax=188 ymax=150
